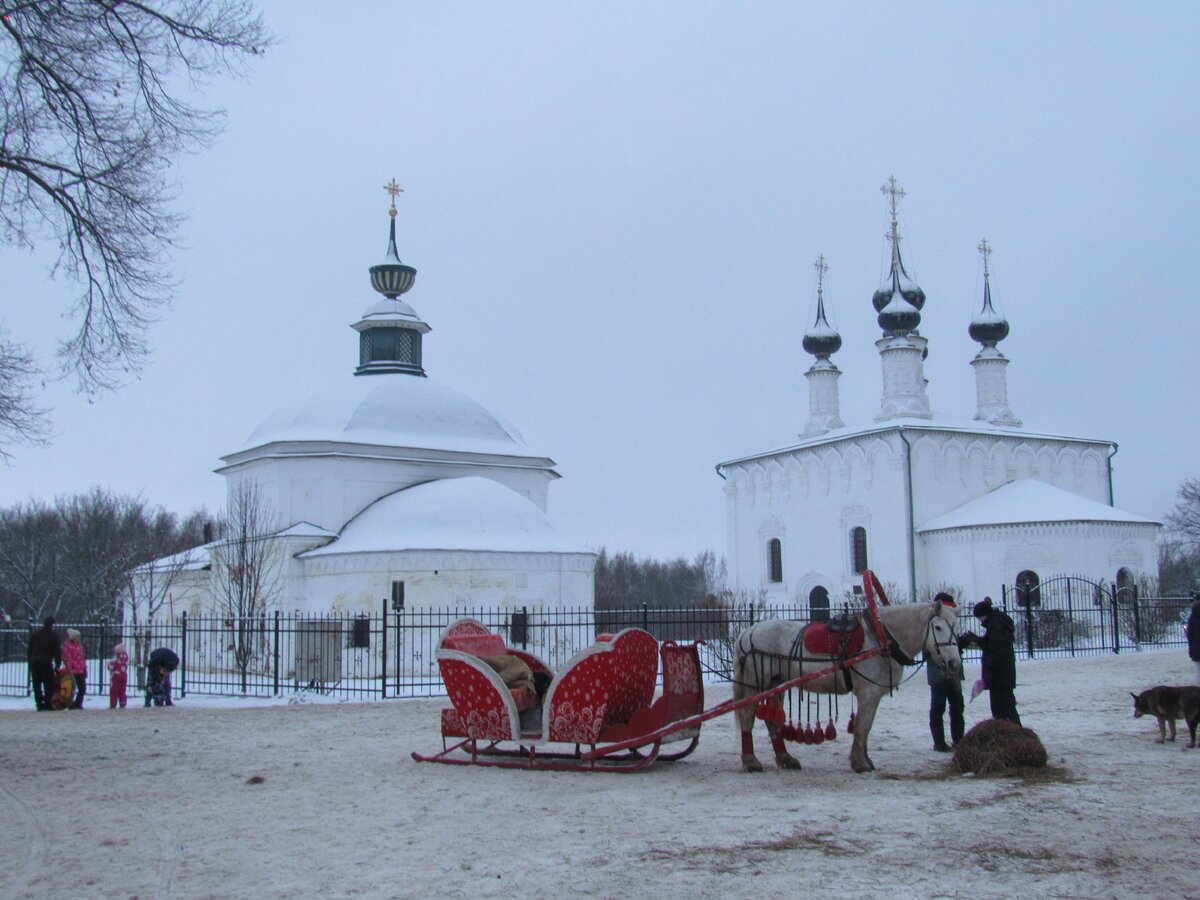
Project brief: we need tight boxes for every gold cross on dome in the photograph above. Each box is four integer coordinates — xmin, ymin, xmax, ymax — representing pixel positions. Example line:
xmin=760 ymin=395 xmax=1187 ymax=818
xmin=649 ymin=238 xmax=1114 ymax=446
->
xmin=977 ymin=237 xmax=992 ymax=277
xmin=384 ymin=179 xmax=404 ymax=217
xmin=880 ymin=175 xmax=906 ymax=222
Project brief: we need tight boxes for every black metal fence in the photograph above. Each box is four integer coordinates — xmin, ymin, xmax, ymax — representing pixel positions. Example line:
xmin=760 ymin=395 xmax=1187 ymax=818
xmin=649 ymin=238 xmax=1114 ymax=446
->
xmin=1 ymin=592 xmax=1193 ymax=703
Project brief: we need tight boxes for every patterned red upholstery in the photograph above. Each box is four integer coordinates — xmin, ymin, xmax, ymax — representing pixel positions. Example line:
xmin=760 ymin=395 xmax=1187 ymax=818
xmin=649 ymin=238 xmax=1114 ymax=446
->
xmin=442 ymin=633 xmax=508 ymax=656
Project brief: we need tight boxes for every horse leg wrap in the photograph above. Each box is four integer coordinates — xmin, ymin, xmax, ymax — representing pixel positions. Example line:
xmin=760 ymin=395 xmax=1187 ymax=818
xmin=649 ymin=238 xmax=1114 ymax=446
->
xmin=741 ymin=731 xmax=755 ymax=756
xmin=770 ymin=733 xmax=788 ymax=755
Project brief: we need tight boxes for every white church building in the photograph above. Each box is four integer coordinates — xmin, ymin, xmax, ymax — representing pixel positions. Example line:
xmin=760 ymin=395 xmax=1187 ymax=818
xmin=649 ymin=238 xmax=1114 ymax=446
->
xmin=715 ymin=179 xmax=1159 ymax=616
xmin=141 ymin=187 xmax=595 ymax=620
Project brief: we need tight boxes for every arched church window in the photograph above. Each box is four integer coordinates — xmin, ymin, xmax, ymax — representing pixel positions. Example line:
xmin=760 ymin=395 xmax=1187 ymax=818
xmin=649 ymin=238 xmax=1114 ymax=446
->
xmin=1114 ymin=567 xmax=1136 ymax=605
xmin=850 ymin=526 xmax=868 ymax=574
xmin=809 ymin=586 xmax=830 ymax=622
xmin=768 ymin=538 xmax=783 ymax=583
xmin=1015 ymin=570 xmax=1041 ymax=607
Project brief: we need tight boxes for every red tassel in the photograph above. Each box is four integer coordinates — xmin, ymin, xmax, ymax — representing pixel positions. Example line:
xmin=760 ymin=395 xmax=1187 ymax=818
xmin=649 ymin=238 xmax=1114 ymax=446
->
xmin=824 ymin=718 xmax=837 ymax=741
xmin=847 ymin=711 xmax=856 ymax=735
xmin=781 ymin=723 xmax=796 ymax=742
xmin=803 ymin=723 xmax=816 ymax=744
xmin=755 ymin=699 xmax=771 ymax=721
xmin=774 ymin=706 xmax=787 ymax=725
xmin=812 ymin=722 xmax=825 ymax=744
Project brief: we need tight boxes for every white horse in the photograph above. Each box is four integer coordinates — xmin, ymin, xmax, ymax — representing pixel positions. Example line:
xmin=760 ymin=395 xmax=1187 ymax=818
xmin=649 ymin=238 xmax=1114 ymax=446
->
xmin=733 ymin=599 xmax=963 ymax=773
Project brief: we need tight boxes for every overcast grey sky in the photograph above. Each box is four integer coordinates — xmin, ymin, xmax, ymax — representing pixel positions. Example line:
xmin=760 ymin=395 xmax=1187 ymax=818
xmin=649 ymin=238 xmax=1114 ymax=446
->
xmin=3 ymin=3 xmax=1197 ymax=560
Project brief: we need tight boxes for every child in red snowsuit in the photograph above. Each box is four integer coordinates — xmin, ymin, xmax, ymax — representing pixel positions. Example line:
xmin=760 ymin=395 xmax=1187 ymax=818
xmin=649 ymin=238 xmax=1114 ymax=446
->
xmin=107 ymin=642 xmax=129 ymax=709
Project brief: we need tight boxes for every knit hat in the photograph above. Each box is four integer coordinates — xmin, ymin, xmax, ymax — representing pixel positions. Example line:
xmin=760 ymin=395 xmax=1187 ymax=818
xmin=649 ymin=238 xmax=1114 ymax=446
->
xmin=66 ymin=628 xmax=82 ymax=641
xmin=933 ymin=592 xmax=956 ymax=607
xmin=972 ymin=598 xmax=993 ymax=619
xmin=112 ymin=642 xmax=127 ymax=656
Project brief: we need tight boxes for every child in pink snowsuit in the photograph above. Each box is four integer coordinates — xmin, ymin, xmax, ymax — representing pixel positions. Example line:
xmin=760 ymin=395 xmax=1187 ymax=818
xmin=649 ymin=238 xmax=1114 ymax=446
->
xmin=107 ymin=642 xmax=129 ymax=709
xmin=62 ymin=629 xmax=87 ymax=709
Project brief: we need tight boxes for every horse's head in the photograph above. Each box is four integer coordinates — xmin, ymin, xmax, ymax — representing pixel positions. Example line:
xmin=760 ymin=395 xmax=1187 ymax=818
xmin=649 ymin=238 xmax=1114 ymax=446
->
xmin=925 ymin=600 xmax=964 ymax=681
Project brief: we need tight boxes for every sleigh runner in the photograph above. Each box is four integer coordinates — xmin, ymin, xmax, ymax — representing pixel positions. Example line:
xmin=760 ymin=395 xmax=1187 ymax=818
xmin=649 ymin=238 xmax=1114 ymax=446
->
xmin=411 ymin=570 xmax=964 ymax=773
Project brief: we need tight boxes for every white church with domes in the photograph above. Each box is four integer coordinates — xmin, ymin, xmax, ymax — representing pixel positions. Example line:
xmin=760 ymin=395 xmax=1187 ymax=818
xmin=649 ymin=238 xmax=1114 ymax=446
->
xmin=142 ymin=186 xmax=595 ymax=620
xmin=716 ymin=179 xmax=1159 ymax=614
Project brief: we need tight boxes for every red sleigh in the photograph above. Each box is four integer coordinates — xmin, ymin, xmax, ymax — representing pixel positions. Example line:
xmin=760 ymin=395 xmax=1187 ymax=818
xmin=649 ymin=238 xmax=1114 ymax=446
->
xmin=412 ymin=618 xmax=704 ymax=771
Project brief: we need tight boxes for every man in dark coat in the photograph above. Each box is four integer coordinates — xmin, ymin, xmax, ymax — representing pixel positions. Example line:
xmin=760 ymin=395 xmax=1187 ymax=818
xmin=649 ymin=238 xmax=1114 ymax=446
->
xmin=959 ymin=597 xmax=1021 ymax=725
xmin=1187 ymin=596 xmax=1200 ymax=686
xmin=26 ymin=616 xmax=62 ymax=711
xmin=926 ymin=592 xmax=965 ymax=751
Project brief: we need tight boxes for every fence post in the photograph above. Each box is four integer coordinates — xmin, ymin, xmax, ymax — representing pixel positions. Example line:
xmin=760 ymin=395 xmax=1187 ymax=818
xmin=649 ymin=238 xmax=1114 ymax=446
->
xmin=1111 ymin=585 xmax=1121 ymax=655
xmin=180 ymin=611 xmax=188 ymax=698
xmin=380 ymin=597 xmax=387 ymax=700
xmin=642 ymin=603 xmax=649 ymax=633
xmin=1131 ymin=585 xmax=1142 ymax=646
xmin=273 ymin=610 xmax=281 ymax=697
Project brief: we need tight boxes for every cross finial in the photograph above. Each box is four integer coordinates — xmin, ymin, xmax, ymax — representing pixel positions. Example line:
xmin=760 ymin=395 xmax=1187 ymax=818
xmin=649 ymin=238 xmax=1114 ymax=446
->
xmin=880 ymin=175 xmax=906 ymax=223
xmin=384 ymin=179 xmax=404 ymax=219
xmin=881 ymin=175 xmax=906 ymax=264
xmin=814 ymin=254 xmax=829 ymax=298
xmin=977 ymin=237 xmax=992 ymax=278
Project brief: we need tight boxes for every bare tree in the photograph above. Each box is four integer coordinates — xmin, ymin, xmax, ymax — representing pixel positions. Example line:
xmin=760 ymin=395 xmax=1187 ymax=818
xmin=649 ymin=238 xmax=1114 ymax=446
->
xmin=0 ymin=1 xmax=271 ymax=450
xmin=210 ymin=480 xmax=280 ymax=691
xmin=1166 ymin=479 xmax=1200 ymax=550
xmin=0 ymin=330 xmax=48 ymax=456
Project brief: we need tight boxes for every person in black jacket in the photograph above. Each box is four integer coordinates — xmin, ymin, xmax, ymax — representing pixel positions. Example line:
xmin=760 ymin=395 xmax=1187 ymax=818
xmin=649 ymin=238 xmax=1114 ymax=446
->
xmin=1186 ymin=597 xmax=1200 ymax=686
xmin=27 ymin=616 xmax=62 ymax=711
xmin=926 ymin=592 xmax=965 ymax=751
xmin=959 ymin=597 xmax=1022 ymax=725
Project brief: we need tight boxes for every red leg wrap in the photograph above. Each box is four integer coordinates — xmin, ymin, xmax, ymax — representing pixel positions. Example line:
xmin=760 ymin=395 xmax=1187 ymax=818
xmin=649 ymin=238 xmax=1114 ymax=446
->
xmin=771 ymin=733 xmax=788 ymax=754
xmin=741 ymin=731 xmax=755 ymax=756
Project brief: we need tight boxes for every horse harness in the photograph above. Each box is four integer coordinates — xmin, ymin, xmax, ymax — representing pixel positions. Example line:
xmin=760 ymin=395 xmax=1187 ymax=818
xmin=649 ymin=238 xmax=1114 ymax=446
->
xmin=737 ymin=608 xmax=952 ymax=694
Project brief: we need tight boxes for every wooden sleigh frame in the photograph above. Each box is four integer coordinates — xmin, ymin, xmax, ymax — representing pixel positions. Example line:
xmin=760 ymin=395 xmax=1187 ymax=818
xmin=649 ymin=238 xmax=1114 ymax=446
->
xmin=411 ymin=571 xmax=899 ymax=773
xmin=410 ymin=618 xmax=705 ymax=772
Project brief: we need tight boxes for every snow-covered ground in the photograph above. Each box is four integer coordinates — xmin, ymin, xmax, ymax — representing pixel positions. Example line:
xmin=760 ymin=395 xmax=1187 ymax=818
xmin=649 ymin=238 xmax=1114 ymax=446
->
xmin=1 ymin=648 xmax=1196 ymax=899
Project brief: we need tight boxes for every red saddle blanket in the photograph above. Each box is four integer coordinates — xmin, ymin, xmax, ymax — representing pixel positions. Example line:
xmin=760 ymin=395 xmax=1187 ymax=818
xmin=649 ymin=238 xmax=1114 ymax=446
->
xmin=802 ymin=621 xmax=865 ymax=657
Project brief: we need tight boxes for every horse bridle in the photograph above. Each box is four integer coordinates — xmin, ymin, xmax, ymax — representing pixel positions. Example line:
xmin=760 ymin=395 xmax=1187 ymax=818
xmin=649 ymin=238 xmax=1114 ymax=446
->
xmin=923 ymin=614 xmax=961 ymax=676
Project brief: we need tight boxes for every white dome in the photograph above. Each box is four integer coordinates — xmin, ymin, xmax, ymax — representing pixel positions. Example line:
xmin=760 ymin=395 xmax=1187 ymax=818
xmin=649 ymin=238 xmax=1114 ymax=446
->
xmin=300 ymin=476 xmax=587 ymax=555
xmin=236 ymin=375 xmax=535 ymax=457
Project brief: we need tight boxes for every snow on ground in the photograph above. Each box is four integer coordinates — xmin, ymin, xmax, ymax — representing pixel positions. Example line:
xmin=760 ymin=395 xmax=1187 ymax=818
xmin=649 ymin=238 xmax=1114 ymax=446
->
xmin=1 ymin=648 xmax=1197 ymax=900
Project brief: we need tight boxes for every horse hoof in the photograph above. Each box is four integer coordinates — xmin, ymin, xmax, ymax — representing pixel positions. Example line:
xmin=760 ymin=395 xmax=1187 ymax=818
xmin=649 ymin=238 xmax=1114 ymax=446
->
xmin=741 ymin=754 xmax=764 ymax=773
xmin=775 ymin=753 xmax=802 ymax=771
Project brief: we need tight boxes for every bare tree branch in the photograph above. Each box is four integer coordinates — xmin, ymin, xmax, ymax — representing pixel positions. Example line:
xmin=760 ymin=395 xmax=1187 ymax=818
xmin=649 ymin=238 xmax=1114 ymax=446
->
xmin=0 ymin=0 xmax=271 ymax=453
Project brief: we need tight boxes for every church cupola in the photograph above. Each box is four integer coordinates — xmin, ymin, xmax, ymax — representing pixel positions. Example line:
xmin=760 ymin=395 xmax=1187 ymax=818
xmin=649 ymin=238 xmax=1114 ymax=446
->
xmin=802 ymin=255 xmax=844 ymax=437
xmin=969 ymin=238 xmax=1020 ymax=426
xmin=873 ymin=177 xmax=932 ymax=421
xmin=352 ymin=180 xmax=431 ymax=377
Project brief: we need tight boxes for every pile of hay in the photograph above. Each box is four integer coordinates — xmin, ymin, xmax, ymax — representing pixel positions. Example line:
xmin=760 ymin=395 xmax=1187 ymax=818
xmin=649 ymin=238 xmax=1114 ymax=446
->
xmin=953 ymin=719 xmax=1047 ymax=775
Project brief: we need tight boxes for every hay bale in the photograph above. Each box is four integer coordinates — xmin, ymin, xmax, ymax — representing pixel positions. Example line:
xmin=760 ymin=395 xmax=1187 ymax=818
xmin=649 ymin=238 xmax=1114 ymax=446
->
xmin=953 ymin=719 xmax=1047 ymax=775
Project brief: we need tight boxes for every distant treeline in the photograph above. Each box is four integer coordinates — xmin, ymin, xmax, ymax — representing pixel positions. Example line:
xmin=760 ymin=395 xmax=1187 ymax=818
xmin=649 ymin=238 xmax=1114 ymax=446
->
xmin=593 ymin=548 xmax=725 ymax=610
xmin=0 ymin=489 xmax=208 ymax=623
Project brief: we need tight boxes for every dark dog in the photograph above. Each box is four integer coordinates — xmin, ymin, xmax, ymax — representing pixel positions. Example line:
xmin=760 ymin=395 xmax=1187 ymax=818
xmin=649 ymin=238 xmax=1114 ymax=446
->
xmin=1131 ymin=685 xmax=1200 ymax=748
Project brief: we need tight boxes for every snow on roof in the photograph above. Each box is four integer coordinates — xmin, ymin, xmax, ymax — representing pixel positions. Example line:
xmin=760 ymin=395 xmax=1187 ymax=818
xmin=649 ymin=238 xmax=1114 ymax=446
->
xmin=276 ymin=521 xmax=338 ymax=538
xmin=717 ymin=413 xmax=1111 ymax=471
xmin=300 ymin=476 xmax=591 ymax=557
xmin=134 ymin=543 xmax=215 ymax=573
xmin=228 ymin=374 xmax=538 ymax=459
xmin=917 ymin=478 xmax=1160 ymax=533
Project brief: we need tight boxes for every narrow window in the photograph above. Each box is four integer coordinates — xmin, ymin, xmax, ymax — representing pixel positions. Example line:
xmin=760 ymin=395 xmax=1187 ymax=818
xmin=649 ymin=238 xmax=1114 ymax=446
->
xmin=1015 ymin=570 xmax=1041 ymax=607
xmin=352 ymin=615 xmax=371 ymax=649
xmin=850 ymin=526 xmax=868 ymax=574
xmin=768 ymin=538 xmax=783 ymax=583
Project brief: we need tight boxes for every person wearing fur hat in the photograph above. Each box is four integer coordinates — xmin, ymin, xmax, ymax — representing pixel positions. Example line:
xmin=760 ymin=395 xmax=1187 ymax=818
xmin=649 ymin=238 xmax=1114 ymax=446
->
xmin=107 ymin=642 xmax=129 ymax=709
xmin=926 ymin=592 xmax=965 ymax=751
xmin=62 ymin=628 xmax=87 ymax=710
xmin=958 ymin=596 xmax=1021 ymax=725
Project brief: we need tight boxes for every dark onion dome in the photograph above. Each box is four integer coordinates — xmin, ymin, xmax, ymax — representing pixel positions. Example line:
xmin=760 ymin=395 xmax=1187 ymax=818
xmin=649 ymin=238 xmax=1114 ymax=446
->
xmin=803 ymin=291 xmax=841 ymax=359
xmin=969 ymin=272 xmax=1009 ymax=346
xmin=871 ymin=252 xmax=926 ymax=313
xmin=369 ymin=213 xmax=417 ymax=298
xmin=877 ymin=269 xmax=921 ymax=335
